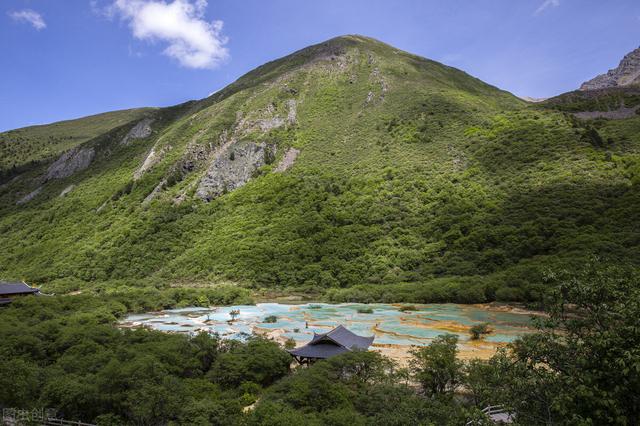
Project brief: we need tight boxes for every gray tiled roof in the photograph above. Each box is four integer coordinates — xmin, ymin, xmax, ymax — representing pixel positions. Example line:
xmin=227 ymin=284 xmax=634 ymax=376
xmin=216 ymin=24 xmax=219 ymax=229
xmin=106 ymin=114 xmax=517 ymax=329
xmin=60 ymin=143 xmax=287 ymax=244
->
xmin=288 ymin=325 xmax=374 ymax=359
xmin=288 ymin=342 xmax=350 ymax=358
xmin=0 ymin=281 xmax=39 ymax=296
xmin=309 ymin=325 xmax=375 ymax=350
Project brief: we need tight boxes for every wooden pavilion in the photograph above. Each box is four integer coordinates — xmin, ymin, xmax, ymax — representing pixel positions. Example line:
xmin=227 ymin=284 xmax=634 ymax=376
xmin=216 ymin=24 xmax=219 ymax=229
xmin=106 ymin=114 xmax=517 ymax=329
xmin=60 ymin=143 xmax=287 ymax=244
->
xmin=0 ymin=281 xmax=40 ymax=305
xmin=288 ymin=325 xmax=375 ymax=365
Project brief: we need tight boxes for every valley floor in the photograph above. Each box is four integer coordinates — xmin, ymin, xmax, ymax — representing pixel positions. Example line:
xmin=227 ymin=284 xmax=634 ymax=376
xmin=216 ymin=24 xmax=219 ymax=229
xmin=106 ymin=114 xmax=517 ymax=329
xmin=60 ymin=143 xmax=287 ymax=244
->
xmin=118 ymin=301 xmax=540 ymax=364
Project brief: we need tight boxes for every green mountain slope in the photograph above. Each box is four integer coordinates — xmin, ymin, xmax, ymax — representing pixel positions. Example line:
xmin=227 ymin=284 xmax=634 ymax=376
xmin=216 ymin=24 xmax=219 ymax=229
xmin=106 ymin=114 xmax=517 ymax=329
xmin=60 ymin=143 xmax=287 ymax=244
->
xmin=0 ymin=108 xmax=154 ymax=177
xmin=1 ymin=35 xmax=638 ymax=302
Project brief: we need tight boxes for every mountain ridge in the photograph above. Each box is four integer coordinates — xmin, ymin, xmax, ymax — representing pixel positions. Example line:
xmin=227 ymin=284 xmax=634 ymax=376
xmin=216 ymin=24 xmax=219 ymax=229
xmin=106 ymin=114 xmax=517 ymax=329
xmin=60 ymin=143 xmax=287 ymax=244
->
xmin=0 ymin=35 xmax=638 ymax=304
xmin=580 ymin=46 xmax=640 ymax=90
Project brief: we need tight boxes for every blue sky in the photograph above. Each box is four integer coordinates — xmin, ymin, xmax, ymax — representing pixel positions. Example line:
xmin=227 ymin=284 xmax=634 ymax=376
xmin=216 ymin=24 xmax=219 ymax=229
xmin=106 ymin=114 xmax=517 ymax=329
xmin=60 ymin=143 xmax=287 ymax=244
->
xmin=1 ymin=0 xmax=639 ymax=131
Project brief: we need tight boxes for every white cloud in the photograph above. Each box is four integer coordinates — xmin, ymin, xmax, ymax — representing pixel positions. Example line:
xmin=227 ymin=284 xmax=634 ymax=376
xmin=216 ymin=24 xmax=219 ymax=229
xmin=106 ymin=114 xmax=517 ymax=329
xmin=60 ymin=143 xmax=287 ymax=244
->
xmin=9 ymin=9 xmax=46 ymax=30
xmin=534 ymin=0 xmax=560 ymax=16
xmin=110 ymin=0 xmax=228 ymax=69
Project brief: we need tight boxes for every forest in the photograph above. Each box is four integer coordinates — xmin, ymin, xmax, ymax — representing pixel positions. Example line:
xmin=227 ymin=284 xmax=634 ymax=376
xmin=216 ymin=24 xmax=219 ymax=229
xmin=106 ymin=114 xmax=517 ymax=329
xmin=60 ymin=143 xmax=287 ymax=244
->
xmin=2 ymin=36 xmax=639 ymax=306
xmin=1 ymin=262 xmax=638 ymax=425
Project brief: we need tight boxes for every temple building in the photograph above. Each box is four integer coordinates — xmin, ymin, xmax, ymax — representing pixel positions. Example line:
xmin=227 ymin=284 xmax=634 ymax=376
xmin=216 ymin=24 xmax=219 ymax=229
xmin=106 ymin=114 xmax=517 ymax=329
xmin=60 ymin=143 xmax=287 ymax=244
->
xmin=0 ymin=281 xmax=40 ymax=305
xmin=288 ymin=325 xmax=375 ymax=365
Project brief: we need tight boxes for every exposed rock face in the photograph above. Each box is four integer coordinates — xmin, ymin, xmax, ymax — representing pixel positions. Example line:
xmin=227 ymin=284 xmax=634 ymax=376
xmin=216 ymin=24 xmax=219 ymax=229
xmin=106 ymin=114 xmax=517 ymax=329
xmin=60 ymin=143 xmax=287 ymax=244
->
xmin=287 ymin=99 xmax=297 ymax=124
xmin=178 ymin=142 xmax=210 ymax=174
xmin=121 ymin=118 xmax=153 ymax=145
xmin=196 ymin=141 xmax=275 ymax=201
xmin=257 ymin=117 xmax=285 ymax=132
xmin=173 ymin=180 xmax=198 ymax=205
xmin=580 ymin=47 xmax=640 ymax=90
xmin=134 ymin=147 xmax=159 ymax=180
xmin=366 ymin=64 xmax=388 ymax=104
xmin=573 ymin=104 xmax=640 ymax=120
xmin=17 ymin=187 xmax=42 ymax=205
xmin=60 ymin=184 xmax=75 ymax=197
xmin=143 ymin=179 xmax=167 ymax=205
xmin=134 ymin=144 xmax=171 ymax=181
xmin=46 ymin=147 xmax=95 ymax=180
xmin=234 ymin=100 xmax=298 ymax=137
xmin=274 ymin=148 xmax=300 ymax=172
xmin=96 ymin=200 xmax=108 ymax=213
xmin=365 ymin=91 xmax=374 ymax=104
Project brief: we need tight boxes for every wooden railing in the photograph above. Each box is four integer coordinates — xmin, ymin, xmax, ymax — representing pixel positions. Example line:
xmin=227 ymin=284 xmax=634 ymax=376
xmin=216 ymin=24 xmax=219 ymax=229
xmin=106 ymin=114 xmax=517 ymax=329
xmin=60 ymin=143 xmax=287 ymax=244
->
xmin=2 ymin=413 xmax=95 ymax=426
xmin=42 ymin=418 xmax=96 ymax=426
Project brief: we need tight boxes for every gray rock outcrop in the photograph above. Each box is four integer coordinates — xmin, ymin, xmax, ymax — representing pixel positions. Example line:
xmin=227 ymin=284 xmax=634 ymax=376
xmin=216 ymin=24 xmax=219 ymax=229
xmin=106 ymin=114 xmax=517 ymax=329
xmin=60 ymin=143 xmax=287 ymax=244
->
xmin=234 ymin=100 xmax=297 ymax=137
xmin=121 ymin=118 xmax=153 ymax=145
xmin=257 ymin=117 xmax=285 ymax=132
xmin=196 ymin=141 xmax=275 ymax=201
xmin=274 ymin=148 xmax=300 ymax=172
xmin=17 ymin=187 xmax=42 ymax=205
xmin=134 ymin=147 xmax=160 ymax=181
xmin=134 ymin=143 xmax=172 ymax=181
xmin=573 ymin=104 xmax=640 ymax=120
xmin=46 ymin=147 xmax=95 ymax=180
xmin=143 ymin=179 xmax=167 ymax=205
xmin=287 ymin=99 xmax=297 ymax=124
xmin=581 ymin=47 xmax=640 ymax=90
xmin=366 ymin=66 xmax=388 ymax=103
xmin=59 ymin=184 xmax=75 ymax=197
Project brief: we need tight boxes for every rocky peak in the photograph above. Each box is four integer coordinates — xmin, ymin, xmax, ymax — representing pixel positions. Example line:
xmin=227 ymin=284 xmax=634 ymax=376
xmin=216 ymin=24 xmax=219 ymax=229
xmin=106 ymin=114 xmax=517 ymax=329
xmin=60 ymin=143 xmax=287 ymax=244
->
xmin=580 ymin=46 xmax=640 ymax=91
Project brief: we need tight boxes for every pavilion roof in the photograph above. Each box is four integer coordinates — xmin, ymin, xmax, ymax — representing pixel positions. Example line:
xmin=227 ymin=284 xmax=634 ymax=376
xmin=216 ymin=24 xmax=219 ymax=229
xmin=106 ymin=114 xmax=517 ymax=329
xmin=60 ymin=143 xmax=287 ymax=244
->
xmin=288 ymin=325 xmax=374 ymax=359
xmin=0 ymin=281 xmax=39 ymax=296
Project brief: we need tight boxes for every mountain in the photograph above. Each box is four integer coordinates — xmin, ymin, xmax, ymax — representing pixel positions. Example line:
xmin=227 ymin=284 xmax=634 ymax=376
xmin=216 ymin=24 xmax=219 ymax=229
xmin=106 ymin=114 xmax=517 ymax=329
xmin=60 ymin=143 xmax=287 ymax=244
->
xmin=0 ymin=108 xmax=153 ymax=177
xmin=580 ymin=46 xmax=640 ymax=90
xmin=1 ymin=35 xmax=639 ymax=303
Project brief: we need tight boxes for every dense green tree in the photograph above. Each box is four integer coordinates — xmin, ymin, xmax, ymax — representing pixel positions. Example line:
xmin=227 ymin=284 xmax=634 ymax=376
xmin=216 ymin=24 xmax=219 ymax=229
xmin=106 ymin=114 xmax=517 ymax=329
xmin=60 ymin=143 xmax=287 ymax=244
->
xmin=0 ymin=358 xmax=40 ymax=408
xmin=482 ymin=262 xmax=640 ymax=424
xmin=208 ymin=338 xmax=291 ymax=388
xmin=0 ymin=293 xmax=262 ymax=425
xmin=2 ymin=262 xmax=640 ymax=425
xmin=410 ymin=334 xmax=462 ymax=397
xmin=247 ymin=401 xmax=324 ymax=426
xmin=251 ymin=350 xmax=469 ymax=425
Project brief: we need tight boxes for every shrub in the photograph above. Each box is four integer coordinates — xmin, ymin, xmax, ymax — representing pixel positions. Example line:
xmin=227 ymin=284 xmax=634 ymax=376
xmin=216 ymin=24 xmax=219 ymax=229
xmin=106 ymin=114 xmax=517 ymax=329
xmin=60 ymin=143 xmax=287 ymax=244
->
xmin=263 ymin=315 xmax=278 ymax=323
xmin=469 ymin=323 xmax=491 ymax=340
xmin=208 ymin=338 xmax=291 ymax=388
xmin=399 ymin=305 xmax=418 ymax=312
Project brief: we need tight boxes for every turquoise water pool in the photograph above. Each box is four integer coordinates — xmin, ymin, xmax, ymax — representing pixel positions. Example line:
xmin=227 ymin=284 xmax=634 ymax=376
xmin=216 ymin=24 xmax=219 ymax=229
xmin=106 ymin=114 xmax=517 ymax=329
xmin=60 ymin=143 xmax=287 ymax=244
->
xmin=120 ymin=303 xmax=534 ymax=347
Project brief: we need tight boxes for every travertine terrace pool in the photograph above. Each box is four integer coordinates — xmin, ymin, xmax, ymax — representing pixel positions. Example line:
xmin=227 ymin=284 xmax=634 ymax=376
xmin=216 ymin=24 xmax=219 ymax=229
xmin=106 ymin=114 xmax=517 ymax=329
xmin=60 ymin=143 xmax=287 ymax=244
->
xmin=120 ymin=303 xmax=536 ymax=361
